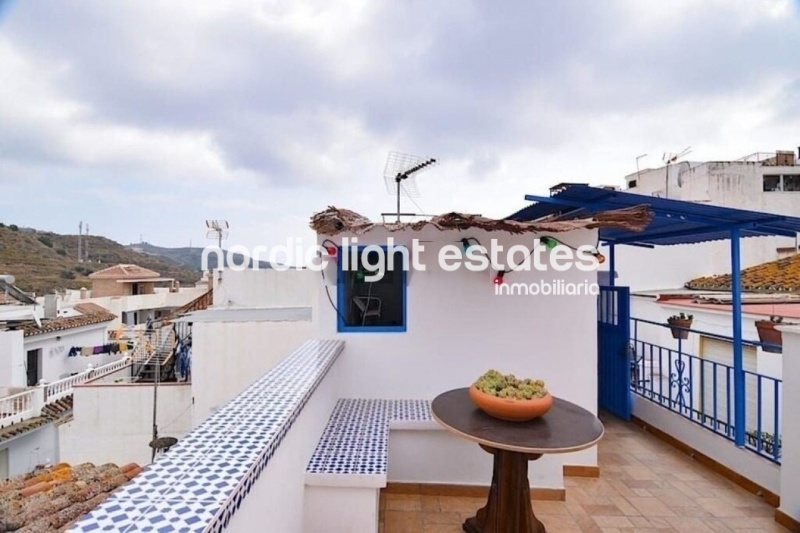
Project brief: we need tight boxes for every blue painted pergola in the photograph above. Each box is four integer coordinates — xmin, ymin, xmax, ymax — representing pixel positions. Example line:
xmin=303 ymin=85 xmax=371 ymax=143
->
xmin=509 ymin=183 xmax=800 ymax=447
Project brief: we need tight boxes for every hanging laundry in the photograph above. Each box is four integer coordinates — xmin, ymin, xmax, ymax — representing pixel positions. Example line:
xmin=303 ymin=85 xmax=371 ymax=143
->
xmin=68 ymin=347 xmax=79 ymax=357
xmin=81 ymin=346 xmax=93 ymax=357
xmin=119 ymin=341 xmax=128 ymax=352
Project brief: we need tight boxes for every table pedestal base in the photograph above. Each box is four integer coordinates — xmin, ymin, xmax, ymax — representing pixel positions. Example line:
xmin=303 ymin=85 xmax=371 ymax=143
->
xmin=462 ymin=445 xmax=545 ymax=533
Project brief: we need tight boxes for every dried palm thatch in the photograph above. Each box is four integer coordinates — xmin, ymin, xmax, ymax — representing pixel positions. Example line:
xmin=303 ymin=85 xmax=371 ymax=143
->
xmin=310 ymin=204 xmax=653 ymax=236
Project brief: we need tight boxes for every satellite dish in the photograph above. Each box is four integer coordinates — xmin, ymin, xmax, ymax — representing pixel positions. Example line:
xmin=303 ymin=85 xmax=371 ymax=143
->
xmin=383 ymin=152 xmax=438 ymax=223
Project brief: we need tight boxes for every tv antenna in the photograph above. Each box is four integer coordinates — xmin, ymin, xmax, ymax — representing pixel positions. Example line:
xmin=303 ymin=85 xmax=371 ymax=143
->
xmin=383 ymin=152 xmax=438 ymax=223
xmin=662 ymin=147 xmax=691 ymax=197
xmin=205 ymin=220 xmax=229 ymax=249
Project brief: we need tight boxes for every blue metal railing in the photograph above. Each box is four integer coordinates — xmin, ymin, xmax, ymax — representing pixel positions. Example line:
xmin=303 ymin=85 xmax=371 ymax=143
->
xmin=629 ymin=317 xmax=782 ymax=463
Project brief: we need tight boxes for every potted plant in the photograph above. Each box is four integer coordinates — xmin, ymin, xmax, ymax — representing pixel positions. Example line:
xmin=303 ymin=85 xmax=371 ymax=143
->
xmin=755 ymin=316 xmax=784 ymax=353
xmin=667 ymin=313 xmax=693 ymax=340
xmin=469 ymin=369 xmax=553 ymax=422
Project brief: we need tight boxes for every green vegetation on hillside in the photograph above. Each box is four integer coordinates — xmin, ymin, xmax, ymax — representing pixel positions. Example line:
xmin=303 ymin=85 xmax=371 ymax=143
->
xmin=0 ymin=225 xmax=202 ymax=295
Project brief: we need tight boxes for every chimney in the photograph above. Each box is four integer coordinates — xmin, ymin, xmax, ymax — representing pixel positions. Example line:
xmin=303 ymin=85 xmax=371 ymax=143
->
xmin=79 ymin=287 xmax=88 ymax=299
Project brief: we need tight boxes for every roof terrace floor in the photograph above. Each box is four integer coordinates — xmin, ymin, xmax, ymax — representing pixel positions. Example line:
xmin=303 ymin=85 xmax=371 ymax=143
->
xmin=379 ymin=413 xmax=787 ymax=532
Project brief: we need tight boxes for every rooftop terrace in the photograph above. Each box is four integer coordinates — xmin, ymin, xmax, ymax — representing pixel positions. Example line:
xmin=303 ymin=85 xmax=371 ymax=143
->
xmin=377 ymin=414 xmax=788 ymax=532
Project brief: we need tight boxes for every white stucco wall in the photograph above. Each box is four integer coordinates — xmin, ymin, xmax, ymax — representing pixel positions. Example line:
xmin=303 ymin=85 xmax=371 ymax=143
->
xmin=0 ymin=424 xmax=59 ymax=478
xmin=23 ymin=324 xmax=113 ymax=384
xmin=191 ymin=319 xmax=316 ymax=425
xmin=212 ymin=268 xmax=317 ymax=308
xmin=317 ymin=226 xmax=601 ymax=488
xmin=60 ymin=382 xmax=193 ymax=466
xmin=779 ymin=326 xmax=800 ymax=523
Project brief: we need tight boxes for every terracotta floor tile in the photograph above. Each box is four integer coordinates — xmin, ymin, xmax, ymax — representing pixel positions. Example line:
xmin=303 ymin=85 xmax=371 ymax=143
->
xmin=383 ymin=510 xmax=423 ymax=533
xmin=379 ymin=414 xmax=789 ymax=533
xmin=422 ymin=510 xmax=462 ymax=525
xmin=593 ymin=515 xmax=635 ymax=528
xmin=384 ymin=493 xmax=422 ymax=511
xmin=539 ymin=514 xmax=582 ymax=532
xmin=625 ymin=497 xmax=677 ymax=517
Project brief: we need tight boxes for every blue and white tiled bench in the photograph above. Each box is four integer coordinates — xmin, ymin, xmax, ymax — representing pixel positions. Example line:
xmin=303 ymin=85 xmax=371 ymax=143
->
xmin=303 ymin=399 xmax=435 ymax=532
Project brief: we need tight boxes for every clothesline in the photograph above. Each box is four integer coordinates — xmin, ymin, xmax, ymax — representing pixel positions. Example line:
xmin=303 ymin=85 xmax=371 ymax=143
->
xmin=67 ymin=341 xmax=131 ymax=357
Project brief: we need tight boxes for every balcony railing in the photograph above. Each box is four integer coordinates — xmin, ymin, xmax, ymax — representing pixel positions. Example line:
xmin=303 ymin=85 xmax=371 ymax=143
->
xmin=629 ymin=317 xmax=782 ymax=464
xmin=0 ymin=356 xmax=131 ymax=429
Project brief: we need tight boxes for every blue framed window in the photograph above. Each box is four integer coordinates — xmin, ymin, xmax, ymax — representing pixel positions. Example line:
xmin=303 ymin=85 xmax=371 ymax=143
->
xmin=337 ymin=245 xmax=407 ymax=332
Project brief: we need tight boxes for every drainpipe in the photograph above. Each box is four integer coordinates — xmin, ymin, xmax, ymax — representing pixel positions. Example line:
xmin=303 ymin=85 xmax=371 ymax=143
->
xmin=731 ymin=228 xmax=744 ymax=447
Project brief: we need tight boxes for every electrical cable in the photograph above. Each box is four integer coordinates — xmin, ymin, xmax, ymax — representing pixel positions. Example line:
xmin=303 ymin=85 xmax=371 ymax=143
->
xmin=320 ymin=253 xmax=348 ymax=325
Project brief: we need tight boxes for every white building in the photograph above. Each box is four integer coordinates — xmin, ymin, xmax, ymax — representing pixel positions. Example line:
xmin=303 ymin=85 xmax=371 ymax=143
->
xmin=612 ymin=148 xmax=800 ymax=291
xmin=59 ymin=264 xmax=208 ymax=329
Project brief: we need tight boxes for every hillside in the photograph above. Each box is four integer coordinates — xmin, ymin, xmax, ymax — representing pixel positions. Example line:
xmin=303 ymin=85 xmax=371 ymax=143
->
xmin=0 ymin=223 xmax=202 ymax=295
xmin=128 ymin=242 xmax=272 ymax=270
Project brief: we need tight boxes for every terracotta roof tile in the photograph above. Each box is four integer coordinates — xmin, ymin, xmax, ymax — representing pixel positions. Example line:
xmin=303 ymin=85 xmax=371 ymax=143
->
xmin=13 ymin=309 xmax=116 ymax=338
xmin=686 ymin=253 xmax=800 ymax=292
xmin=0 ymin=461 xmax=140 ymax=531
xmin=88 ymin=264 xmax=160 ymax=280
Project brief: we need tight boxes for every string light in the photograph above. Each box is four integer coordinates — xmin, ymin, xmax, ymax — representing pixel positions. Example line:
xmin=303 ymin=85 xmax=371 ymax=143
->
xmin=540 ymin=236 xmax=559 ymax=250
xmin=493 ymin=271 xmax=506 ymax=285
xmin=321 ymin=238 xmax=338 ymax=256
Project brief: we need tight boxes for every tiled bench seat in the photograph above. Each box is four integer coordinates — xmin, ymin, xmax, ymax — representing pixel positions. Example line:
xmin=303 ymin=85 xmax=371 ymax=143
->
xmin=303 ymin=399 xmax=434 ymax=532
xmin=305 ymin=399 xmax=434 ymax=487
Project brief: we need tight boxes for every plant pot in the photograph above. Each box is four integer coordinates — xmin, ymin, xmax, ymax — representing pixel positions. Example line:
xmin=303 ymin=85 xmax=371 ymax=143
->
xmin=468 ymin=384 xmax=553 ymax=422
xmin=667 ymin=318 xmax=692 ymax=340
xmin=755 ymin=320 xmax=782 ymax=353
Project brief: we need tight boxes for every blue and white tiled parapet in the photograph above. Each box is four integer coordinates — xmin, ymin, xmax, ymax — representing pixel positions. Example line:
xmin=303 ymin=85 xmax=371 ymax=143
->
xmin=68 ymin=339 xmax=344 ymax=533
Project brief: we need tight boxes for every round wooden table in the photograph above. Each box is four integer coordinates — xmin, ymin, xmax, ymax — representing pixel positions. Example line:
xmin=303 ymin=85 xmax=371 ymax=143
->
xmin=431 ymin=388 xmax=604 ymax=533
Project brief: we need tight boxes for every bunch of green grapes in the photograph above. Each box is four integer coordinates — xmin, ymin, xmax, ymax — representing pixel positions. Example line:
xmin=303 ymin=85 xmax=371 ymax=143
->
xmin=474 ymin=370 xmax=547 ymax=399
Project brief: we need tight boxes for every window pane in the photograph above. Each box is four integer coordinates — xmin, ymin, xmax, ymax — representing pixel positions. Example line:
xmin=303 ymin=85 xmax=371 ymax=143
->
xmin=341 ymin=249 xmax=405 ymax=329
xmin=783 ymin=174 xmax=800 ymax=192
xmin=763 ymin=175 xmax=781 ymax=192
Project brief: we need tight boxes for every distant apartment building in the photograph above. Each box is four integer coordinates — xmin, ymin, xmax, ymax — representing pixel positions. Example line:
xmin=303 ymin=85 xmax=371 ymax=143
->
xmin=613 ymin=148 xmax=800 ymax=290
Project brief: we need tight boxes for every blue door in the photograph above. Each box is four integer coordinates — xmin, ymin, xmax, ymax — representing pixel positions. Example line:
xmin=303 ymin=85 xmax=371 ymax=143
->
xmin=597 ymin=286 xmax=631 ymax=420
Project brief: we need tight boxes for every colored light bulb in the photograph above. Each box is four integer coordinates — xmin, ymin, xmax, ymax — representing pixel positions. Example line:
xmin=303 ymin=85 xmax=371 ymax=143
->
xmin=325 ymin=245 xmax=337 ymax=256
xmin=541 ymin=237 xmax=558 ymax=249
xmin=461 ymin=238 xmax=472 ymax=252
xmin=356 ymin=270 xmax=365 ymax=281
xmin=594 ymin=253 xmax=606 ymax=264
xmin=493 ymin=272 xmax=505 ymax=285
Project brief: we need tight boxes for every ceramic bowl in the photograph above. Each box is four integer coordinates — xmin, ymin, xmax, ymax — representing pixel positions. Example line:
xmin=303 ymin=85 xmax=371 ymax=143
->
xmin=468 ymin=384 xmax=553 ymax=422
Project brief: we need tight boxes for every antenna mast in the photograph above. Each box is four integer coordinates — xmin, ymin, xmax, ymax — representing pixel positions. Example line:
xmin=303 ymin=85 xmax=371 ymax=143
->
xmin=383 ymin=152 xmax=438 ymax=223
xmin=78 ymin=221 xmax=83 ymax=262
xmin=205 ymin=220 xmax=229 ymax=269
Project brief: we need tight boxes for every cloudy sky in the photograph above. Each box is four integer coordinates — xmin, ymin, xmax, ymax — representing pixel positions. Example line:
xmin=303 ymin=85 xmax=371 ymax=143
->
xmin=1 ymin=0 xmax=799 ymax=254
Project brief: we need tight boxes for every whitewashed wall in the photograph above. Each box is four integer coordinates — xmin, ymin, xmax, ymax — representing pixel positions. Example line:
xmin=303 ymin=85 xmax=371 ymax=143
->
xmin=212 ymin=268 xmax=318 ymax=308
xmin=0 ymin=329 xmax=24 ymax=389
xmin=24 ymin=324 xmax=113 ymax=383
xmin=191 ymin=319 xmax=316 ymax=425
xmin=779 ymin=326 xmax=800 ymax=523
xmin=317 ymin=226 xmax=601 ymax=488
xmin=60 ymin=382 xmax=193 ymax=466
xmin=0 ymin=424 xmax=59 ymax=478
